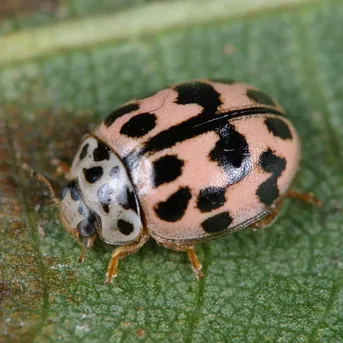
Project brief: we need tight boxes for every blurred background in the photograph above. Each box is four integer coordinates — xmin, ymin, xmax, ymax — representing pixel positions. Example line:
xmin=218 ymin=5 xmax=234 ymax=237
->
xmin=1 ymin=1 xmax=342 ymax=342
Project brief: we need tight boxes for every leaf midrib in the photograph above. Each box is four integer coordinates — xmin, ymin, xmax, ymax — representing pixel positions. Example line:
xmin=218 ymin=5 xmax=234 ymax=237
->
xmin=0 ymin=0 xmax=321 ymax=66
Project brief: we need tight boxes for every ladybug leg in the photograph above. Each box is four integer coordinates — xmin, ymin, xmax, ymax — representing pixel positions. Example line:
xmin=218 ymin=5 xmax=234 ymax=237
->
xmin=251 ymin=190 xmax=322 ymax=231
xmin=187 ymin=247 xmax=204 ymax=280
xmin=86 ymin=235 xmax=97 ymax=249
xmin=287 ymin=190 xmax=322 ymax=207
xmin=158 ymin=241 xmax=204 ymax=280
xmin=105 ymin=229 xmax=149 ymax=284
xmin=77 ymin=245 xmax=86 ymax=264
xmin=73 ymin=230 xmax=97 ymax=263
xmin=250 ymin=205 xmax=281 ymax=230
xmin=77 ymin=234 xmax=97 ymax=263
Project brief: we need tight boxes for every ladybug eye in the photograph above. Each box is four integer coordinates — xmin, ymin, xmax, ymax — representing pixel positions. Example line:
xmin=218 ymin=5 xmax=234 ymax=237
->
xmin=76 ymin=202 xmax=100 ymax=237
xmin=77 ymin=218 xmax=97 ymax=237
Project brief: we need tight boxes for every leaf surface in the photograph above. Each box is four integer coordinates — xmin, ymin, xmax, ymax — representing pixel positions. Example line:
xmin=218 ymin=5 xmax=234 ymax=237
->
xmin=1 ymin=1 xmax=343 ymax=342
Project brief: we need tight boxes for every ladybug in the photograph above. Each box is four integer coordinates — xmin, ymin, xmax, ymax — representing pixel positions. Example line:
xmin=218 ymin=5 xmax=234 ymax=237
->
xmin=39 ymin=80 xmax=321 ymax=283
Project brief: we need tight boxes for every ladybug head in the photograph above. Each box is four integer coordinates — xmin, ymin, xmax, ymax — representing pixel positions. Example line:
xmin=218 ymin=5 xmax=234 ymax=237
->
xmin=60 ymin=135 xmax=143 ymax=245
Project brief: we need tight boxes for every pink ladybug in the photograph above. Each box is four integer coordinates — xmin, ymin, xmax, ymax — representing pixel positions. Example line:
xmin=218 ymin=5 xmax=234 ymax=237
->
xmin=41 ymin=80 xmax=321 ymax=283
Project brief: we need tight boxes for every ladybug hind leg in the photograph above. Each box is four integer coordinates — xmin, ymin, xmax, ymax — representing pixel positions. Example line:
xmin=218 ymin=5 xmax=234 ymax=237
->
xmin=287 ymin=190 xmax=322 ymax=207
xmin=251 ymin=189 xmax=322 ymax=230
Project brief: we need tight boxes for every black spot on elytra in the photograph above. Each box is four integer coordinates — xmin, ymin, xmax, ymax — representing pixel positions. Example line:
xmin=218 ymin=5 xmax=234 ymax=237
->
xmin=79 ymin=143 xmax=89 ymax=160
xmin=117 ymin=186 xmax=138 ymax=213
xmin=154 ymin=187 xmax=192 ymax=222
xmin=117 ymin=219 xmax=134 ymax=236
xmin=110 ymin=166 xmax=120 ymax=178
xmin=197 ymin=187 xmax=226 ymax=212
xmin=265 ymin=117 xmax=293 ymax=140
xmin=104 ymin=102 xmax=140 ymax=127
xmin=175 ymin=81 xmax=222 ymax=113
xmin=129 ymin=107 xmax=283 ymax=161
xmin=97 ymin=183 xmax=115 ymax=213
xmin=201 ymin=212 xmax=233 ymax=233
xmin=83 ymin=166 xmax=103 ymax=183
xmin=93 ymin=141 xmax=110 ymax=161
xmin=210 ymin=124 xmax=251 ymax=185
xmin=61 ymin=180 xmax=80 ymax=201
xmin=247 ymin=89 xmax=276 ymax=107
xmin=256 ymin=149 xmax=287 ymax=206
xmin=120 ymin=112 xmax=156 ymax=138
xmin=123 ymin=80 xmax=284 ymax=173
xmin=77 ymin=203 xmax=99 ymax=237
xmin=153 ymin=155 xmax=184 ymax=187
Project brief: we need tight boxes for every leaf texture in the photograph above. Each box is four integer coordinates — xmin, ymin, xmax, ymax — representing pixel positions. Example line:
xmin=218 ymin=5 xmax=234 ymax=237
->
xmin=0 ymin=1 xmax=343 ymax=342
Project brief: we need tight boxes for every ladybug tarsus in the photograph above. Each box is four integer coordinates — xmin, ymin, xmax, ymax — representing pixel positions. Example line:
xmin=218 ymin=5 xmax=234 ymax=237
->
xmin=78 ymin=247 xmax=85 ymax=264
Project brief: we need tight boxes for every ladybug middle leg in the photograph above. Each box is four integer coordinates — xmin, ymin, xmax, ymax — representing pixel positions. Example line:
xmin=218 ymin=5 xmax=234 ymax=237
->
xmin=77 ymin=234 xmax=97 ymax=263
xmin=187 ymin=246 xmax=204 ymax=280
xmin=159 ymin=242 xmax=204 ymax=280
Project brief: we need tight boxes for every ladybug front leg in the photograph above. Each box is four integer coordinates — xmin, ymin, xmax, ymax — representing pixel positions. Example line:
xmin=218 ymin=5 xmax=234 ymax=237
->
xmin=105 ymin=229 xmax=149 ymax=284
xmin=77 ymin=234 xmax=97 ymax=263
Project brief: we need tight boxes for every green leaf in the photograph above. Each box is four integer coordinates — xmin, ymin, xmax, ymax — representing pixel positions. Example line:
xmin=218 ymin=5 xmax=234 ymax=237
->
xmin=1 ymin=0 xmax=343 ymax=342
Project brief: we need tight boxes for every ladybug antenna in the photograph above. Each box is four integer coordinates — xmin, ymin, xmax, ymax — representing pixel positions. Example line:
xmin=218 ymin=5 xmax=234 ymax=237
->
xmin=22 ymin=163 xmax=60 ymax=207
